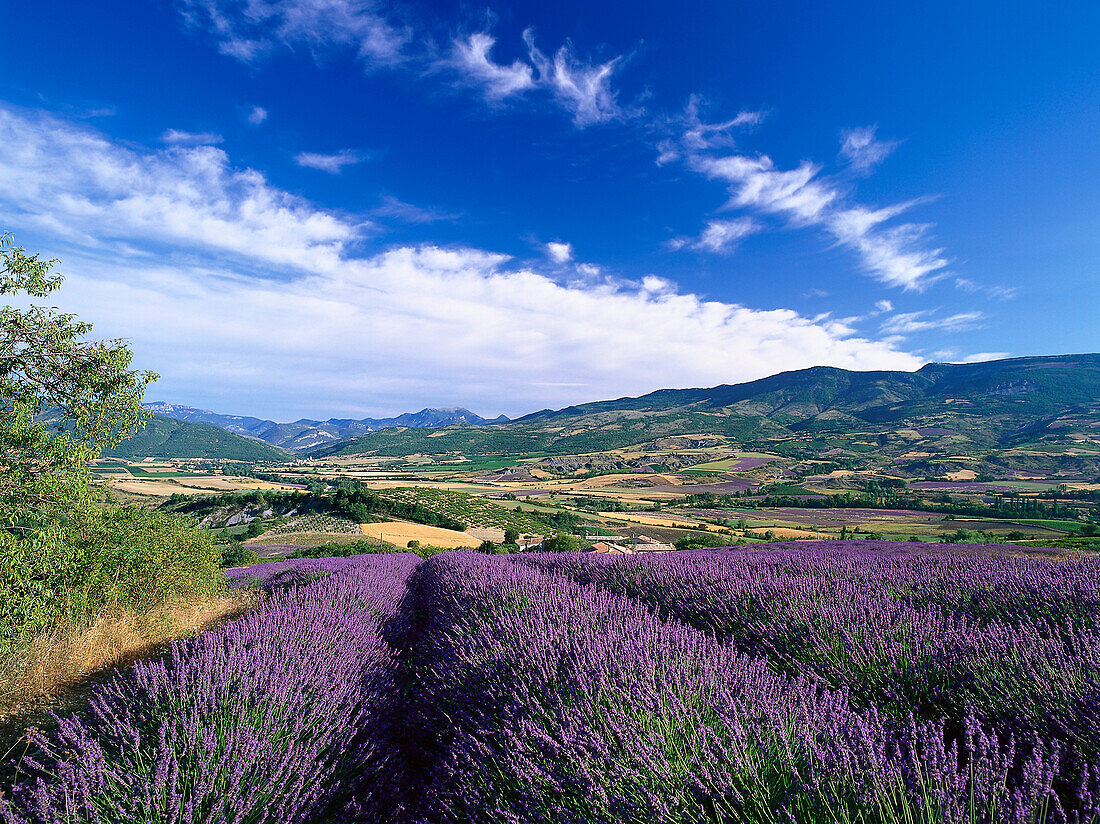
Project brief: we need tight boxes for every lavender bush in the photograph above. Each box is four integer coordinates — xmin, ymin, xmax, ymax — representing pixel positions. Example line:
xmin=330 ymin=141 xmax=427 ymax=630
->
xmin=4 ymin=543 xmax=1098 ymax=823
xmin=2 ymin=553 xmax=419 ymax=824
xmin=401 ymin=551 xmax=1091 ymax=823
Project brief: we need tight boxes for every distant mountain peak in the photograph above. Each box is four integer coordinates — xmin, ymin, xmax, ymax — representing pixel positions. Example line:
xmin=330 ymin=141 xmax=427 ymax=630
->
xmin=143 ymin=403 xmax=509 ymax=451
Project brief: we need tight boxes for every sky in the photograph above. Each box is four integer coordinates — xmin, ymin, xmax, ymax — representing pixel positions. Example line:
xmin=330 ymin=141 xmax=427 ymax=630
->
xmin=0 ymin=1 xmax=1097 ymax=421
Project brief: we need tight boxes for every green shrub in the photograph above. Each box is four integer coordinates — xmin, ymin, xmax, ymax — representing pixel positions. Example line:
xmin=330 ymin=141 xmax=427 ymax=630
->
xmin=541 ymin=534 xmax=587 ymax=553
xmin=674 ymin=532 xmax=734 ymax=551
xmin=0 ymin=505 xmax=224 ymax=653
xmin=220 ymin=542 xmax=260 ymax=568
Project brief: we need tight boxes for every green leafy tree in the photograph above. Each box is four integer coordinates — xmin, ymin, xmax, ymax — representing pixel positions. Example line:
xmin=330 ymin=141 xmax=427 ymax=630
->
xmin=0 ymin=234 xmax=224 ymax=653
xmin=542 ymin=533 xmax=587 ymax=553
xmin=1 ymin=232 xmax=156 ymax=532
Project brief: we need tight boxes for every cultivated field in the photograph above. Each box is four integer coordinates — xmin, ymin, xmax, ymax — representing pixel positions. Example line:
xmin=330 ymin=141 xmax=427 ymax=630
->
xmin=359 ymin=520 xmax=481 ymax=548
xmin=5 ymin=543 xmax=1100 ymax=823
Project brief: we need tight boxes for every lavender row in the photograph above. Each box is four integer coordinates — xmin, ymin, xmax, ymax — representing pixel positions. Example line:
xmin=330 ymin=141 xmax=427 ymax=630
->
xmin=517 ymin=543 xmax=1100 ymax=751
xmin=401 ymin=551 xmax=1093 ymax=824
xmin=2 ymin=553 xmax=420 ymax=824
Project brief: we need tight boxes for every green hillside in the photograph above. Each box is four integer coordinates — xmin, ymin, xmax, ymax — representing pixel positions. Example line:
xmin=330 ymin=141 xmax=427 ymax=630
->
xmin=104 ymin=414 xmax=289 ymax=461
xmin=310 ymin=355 xmax=1100 ymax=477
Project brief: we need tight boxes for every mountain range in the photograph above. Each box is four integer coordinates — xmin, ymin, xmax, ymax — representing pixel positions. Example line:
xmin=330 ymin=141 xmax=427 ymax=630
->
xmin=309 ymin=354 xmax=1100 ymax=477
xmin=143 ymin=403 xmax=508 ymax=451
xmin=112 ymin=355 xmax=1100 ymax=475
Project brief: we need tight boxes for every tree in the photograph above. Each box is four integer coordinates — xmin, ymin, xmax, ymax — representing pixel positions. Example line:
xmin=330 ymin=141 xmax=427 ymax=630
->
xmin=1 ymin=232 xmax=156 ymax=532
xmin=542 ymin=533 xmax=586 ymax=553
xmin=1 ymin=234 xmax=177 ymax=652
xmin=503 ymin=528 xmax=519 ymax=545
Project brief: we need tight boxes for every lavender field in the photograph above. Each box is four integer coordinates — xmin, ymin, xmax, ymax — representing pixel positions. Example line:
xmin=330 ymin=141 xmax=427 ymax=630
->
xmin=4 ymin=542 xmax=1099 ymax=824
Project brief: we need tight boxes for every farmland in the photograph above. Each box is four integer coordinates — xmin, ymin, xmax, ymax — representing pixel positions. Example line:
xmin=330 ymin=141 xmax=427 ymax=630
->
xmin=4 ymin=542 xmax=1099 ymax=822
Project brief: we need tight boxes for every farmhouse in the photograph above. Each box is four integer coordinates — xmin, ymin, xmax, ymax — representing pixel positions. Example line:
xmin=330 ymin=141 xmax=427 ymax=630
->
xmin=590 ymin=541 xmax=634 ymax=555
xmin=588 ymin=534 xmax=675 ymax=554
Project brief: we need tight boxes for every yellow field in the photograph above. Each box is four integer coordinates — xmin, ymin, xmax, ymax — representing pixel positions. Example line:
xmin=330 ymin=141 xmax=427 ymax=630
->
xmin=598 ymin=511 xmax=703 ymax=529
xmin=360 ymin=521 xmax=481 ymax=549
xmin=105 ymin=476 xmax=301 ymax=497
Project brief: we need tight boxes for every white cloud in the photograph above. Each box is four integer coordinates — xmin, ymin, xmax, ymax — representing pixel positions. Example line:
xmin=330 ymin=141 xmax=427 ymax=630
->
xmin=545 ymin=241 xmax=574 ymax=263
xmin=523 ymin=29 xmax=624 ymax=127
xmin=875 ymin=299 xmax=893 ymax=313
xmin=449 ymin=33 xmax=535 ymax=100
xmin=669 ymin=217 xmax=760 ymax=254
xmin=370 ymin=195 xmax=459 ymax=224
xmin=684 ymin=145 xmax=948 ymax=290
xmin=839 ymin=126 xmax=898 ymax=173
xmin=958 ymin=351 xmax=1010 ymax=363
xmin=0 ymin=107 xmax=356 ymax=271
xmin=177 ymin=0 xmax=410 ymax=67
xmin=0 ymin=105 xmax=925 ymax=418
xmin=294 ymin=149 xmax=367 ymax=173
xmin=160 ymin=128 xmax=223 ymax=145
xmin=955 ymin=277 xmax=1019 ymax=300
xmin=656 ymin=97 xmax=766 ymax=166
xmin=247 ymin=106 xmax=268 ymax=125
xmin=177 ymin=3 xmax=631 ymax=129
xmin=880 ymin=310 xmax=985 ymax=335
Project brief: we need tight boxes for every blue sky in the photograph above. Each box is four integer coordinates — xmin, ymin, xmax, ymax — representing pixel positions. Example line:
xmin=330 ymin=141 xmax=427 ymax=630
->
xmin=1 ymin=0 xmax=1096 ymax=420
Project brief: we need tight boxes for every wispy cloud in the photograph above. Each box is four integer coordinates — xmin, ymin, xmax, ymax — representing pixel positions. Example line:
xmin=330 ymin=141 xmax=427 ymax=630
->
xmin=0 ymin=106 xmax=924 ymax=418
xmin=176 ymin=2 xmax=632 ymax=129
xmin=668 ymin=217 xmax=760 ymax=254
xmin=955 ymin=277 xmax=1019 ymax=300
xmin=880 ymin=309 xmax=985 ymax=335
xmin=655 ymin=95 xmax=764 ymax=165
xmin=160 ymin=128 xmax=223 ymax=145
xmin=370 ymin=195 xmax=459 ymax=224
xmin=177 ymin=0 xmax=410 ymax=66
xmin=448 ymin=32 xmax=535 ymax=100
xmin=523 ymin=29 xmax=627 ymax=127
xmin=247 ymin=106 xmax=268 ymax=125
xmin=294 ymin=149 xmax=369 ymax=174
xmin=839 ymin=125 xmax=898 ymax=173
xmin=875 ymin=299 xmax=893 ymax=313
xmin=665 ymin=102 xmax=949 ymax=291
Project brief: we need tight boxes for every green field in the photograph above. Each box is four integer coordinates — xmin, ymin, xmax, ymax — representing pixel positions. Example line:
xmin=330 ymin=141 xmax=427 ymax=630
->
xmin=126 ymin=466 xmax=208 ymax=478
xmin=372 ymin=488 xmax=557 ymax=533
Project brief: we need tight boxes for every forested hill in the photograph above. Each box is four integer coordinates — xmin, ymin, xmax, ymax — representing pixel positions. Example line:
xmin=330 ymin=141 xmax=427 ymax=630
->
xmin=311 ymin=354 xmax=1100 ymax=464
xmin=104 ymin=414 xmax=289 ymax=461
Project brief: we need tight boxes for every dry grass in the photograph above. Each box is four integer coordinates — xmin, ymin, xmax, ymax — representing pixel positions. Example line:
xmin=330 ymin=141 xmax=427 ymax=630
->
xmin=0 ymin=593 xmax=255 ymax=723
xmin=360 ymin=520 xmax=481 ymax=548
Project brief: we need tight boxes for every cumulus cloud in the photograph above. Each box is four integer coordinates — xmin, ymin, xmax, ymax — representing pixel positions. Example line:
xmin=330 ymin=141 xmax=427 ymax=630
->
xmin=0 ymin=106 xmax=925 ymax=418
xmin=294 ymin=149 xmax=368 ymax=173
xmin=177 ymin=0 xmax=410 ymax=66
xmin=545 ymin=241 xmax=574 ymax=263
xmin=839 ymin=125 xmax=898 ymax=173
xmin=668 ymin=217 xmax=760 ymax=254
xmin=247 ymin=106 xmax=268 ymax=125
xmin=880 ymin=310 xmax=985 ymax=335
xmin=160 ymin=128 xmax=223 ymax=145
